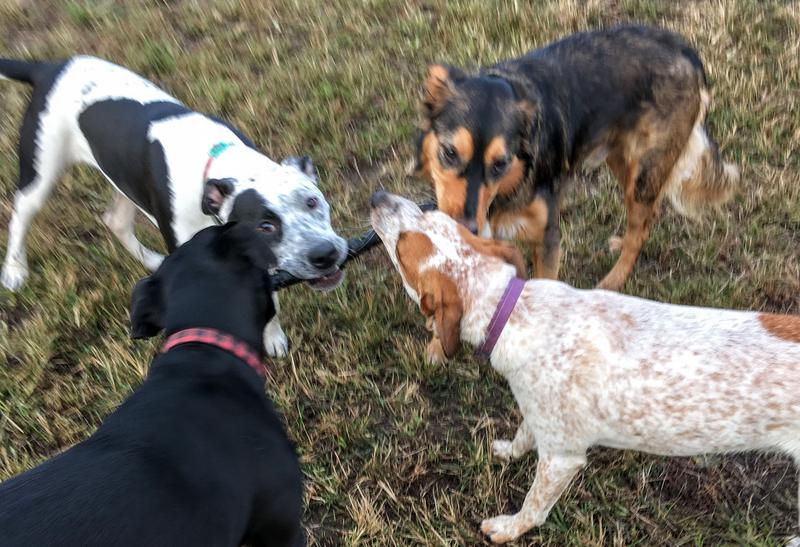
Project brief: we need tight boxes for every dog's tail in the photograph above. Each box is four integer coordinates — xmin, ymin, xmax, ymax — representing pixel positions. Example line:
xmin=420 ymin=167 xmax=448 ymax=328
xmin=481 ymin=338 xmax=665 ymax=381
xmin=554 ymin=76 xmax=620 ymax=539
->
xmin=665 ymin=87 xmax=739 ymax=219
xmin=0 ymin=58 xmax=46 ymax=85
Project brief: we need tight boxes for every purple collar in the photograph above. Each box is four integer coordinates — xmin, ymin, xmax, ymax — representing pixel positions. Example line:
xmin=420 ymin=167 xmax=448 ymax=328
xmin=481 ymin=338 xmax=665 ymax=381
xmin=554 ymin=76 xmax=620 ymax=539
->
xmin=475 ymin=277 xmax=525 ymax=359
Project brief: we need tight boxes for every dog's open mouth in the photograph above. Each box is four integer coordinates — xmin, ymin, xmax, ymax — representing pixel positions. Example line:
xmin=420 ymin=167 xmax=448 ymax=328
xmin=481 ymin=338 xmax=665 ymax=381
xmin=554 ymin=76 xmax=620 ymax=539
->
xmin=306 ymin=268 xmax=344 ymax=292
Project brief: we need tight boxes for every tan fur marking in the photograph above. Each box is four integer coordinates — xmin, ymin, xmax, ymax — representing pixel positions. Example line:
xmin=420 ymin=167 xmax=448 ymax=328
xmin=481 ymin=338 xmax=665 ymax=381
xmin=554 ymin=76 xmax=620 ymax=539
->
xmin=495 ymin=157 xmax=525 ymax=197
xmin=396 ymin=231 xmax=434 ymax=291
xmin=425 ymin=133 xmax=467 ymax=219
xmin=484 ymin=136 xmax=507 ymax=165
xmin=759 ymin=313 xmax=800 ymax=343
xmin=456 ymin=224 xmax=527 ymax=278
xmin=423 ymin=64 xmax=454 ymax=114
xmin=452 ymin=127 xmax=474 ymax=164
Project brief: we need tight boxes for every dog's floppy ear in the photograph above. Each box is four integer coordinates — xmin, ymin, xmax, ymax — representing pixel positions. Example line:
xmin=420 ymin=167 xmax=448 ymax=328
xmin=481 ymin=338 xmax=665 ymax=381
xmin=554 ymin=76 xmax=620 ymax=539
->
xmin=202 ymin=178 xmax=236 ymax=215
xmin=214 ymin=222 xmax=278 ymax=271
xmin=130 ymin=275 xmax=164 ymax=339
xmin=421 ymin=64 xmax=463 ymax=118
xmin=457 ymin=225 xmax=527 ymax=278
xmin=282 ymin=156 xmax=317 ymax=182
xmin=419 ymin=270 xmax=463 ymax=360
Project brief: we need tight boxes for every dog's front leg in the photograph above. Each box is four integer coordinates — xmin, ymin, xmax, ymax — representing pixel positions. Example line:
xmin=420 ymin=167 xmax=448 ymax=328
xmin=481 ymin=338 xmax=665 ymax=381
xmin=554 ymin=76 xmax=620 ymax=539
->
xmin=481 ymin=451 xmax=585 ymax=543
xmin=492 ymin=419 xmax=535 ymax=462
xmin=263 ymin=293 xmax=289 ymax=358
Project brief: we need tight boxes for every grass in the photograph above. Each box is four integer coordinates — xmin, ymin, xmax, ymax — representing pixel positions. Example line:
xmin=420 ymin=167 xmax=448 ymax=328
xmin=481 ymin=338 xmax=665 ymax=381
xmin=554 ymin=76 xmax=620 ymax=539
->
xmin=0 ymin=0 xmax=798 ymax=544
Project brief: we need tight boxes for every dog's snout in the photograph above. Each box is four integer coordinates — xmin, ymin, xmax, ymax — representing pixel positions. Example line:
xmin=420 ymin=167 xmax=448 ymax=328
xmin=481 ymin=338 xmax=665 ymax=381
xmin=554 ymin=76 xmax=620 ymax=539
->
xmin=459 ymin=218 xmax=479 ymax=235
xmin=370 ymin=190 xmax=389 ymax=209
xmin=308 ymin=241 xmax=339 ymax=270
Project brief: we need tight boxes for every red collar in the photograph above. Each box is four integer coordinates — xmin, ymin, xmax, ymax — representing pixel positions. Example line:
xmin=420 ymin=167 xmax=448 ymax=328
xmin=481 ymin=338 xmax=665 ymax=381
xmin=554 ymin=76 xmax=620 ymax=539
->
xmin=161 ymin=328 xmax=265 ymax=377
xmin=474 ymin=277 xmax=526 ymax=360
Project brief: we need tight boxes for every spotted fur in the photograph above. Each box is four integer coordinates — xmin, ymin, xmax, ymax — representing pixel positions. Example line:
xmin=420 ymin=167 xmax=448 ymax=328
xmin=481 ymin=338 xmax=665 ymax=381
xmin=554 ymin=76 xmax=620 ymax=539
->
xmin=0 ymin=55 xmax=347 ymax=357
xmin=371 ymin=192 xmax=800 ymax=545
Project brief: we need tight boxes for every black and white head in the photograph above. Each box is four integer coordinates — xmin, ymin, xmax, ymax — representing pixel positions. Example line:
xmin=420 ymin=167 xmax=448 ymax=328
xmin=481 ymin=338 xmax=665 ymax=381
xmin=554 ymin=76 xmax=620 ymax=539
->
xmin=201 ymin=155 xmax=347 ymax=291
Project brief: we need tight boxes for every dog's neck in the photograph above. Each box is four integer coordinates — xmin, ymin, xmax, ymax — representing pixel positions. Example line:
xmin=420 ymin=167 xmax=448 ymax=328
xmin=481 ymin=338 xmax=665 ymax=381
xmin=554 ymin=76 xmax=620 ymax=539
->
xmin=458 ymin=262 xmax=519 ymax=348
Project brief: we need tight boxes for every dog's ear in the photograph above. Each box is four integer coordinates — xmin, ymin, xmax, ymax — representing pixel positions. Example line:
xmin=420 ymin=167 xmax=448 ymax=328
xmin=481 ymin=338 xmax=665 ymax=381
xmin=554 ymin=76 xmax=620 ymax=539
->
xmin=202 ymin=178 xmax=236 ymax=215
xmin=282 ymin=156 xmax=317 ymax=182
xmin=517 ymin=99 xmax=539 ymax=160
xmin=457 ymin=225 xmax=527 ymax=278
xmin=419 ymin=270 xmax=463 ymax=360
xmin=130 ymin=275 xmax=164 ymax=339
xmin=214 ymin=222 xmax=278 ymax=271
xmin=421 ymin=64 xmax=463 ymax=119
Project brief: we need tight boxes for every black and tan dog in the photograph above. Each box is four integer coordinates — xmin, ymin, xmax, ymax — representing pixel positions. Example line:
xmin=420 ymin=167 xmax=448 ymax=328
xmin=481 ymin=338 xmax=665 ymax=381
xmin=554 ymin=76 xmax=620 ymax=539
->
xmin=411 ymin=25 xmax=738 ymax=290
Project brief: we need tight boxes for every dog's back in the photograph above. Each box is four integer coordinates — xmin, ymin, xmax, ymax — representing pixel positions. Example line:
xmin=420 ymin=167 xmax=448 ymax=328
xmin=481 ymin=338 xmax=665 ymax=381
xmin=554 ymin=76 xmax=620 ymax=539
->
xmin=0 ymin=348 xmax=303 ymax=547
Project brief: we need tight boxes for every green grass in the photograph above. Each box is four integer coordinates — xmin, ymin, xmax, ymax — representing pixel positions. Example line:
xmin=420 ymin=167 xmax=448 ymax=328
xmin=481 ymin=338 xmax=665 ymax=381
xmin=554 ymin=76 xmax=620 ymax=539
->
xmin=1 ymin=0 xmax=799 ymax=545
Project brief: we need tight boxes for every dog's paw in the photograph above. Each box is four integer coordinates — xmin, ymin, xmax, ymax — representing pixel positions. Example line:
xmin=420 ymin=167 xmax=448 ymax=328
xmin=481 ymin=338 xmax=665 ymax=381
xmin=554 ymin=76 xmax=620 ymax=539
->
xmin=142 ymin=252 xmax=164 ymax=272
xmin=607 ymin=235 xmax=623 ymax=253
xmin=263 ymin=324 xmax=289 ymax=358
xmin=785 ymin=537 xmax=800 ymax=547
xmin=480 ymin=514 xmax=525 ymax=544
xmin=1 ymin=261 xmax=28 ymax=292
xmin=491 ymin=440 xmax=514 ymax=462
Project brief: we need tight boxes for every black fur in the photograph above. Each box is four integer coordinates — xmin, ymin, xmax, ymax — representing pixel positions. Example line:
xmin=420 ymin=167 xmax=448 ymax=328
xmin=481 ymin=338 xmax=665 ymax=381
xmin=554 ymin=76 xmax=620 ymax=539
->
xmin=0 ymin=224 xmax=304 ymax=547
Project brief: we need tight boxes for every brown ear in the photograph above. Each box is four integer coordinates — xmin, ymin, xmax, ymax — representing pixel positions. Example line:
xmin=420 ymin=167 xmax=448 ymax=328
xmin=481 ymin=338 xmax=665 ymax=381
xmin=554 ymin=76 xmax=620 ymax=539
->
xmin=419 ymin=270 xmax=463 ymax=359
xmin=457 ymin=225 xmax=527 ymax=278
xmin=422 ymin=64 xmax=457 ymax=118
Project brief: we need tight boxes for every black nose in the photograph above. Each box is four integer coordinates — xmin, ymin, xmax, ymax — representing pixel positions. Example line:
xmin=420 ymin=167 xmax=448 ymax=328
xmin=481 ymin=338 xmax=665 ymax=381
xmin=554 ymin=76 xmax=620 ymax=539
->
xmin=309 ymin=241 xmax=339 ymax=270
xmin=370 ymin=190 xmax=389 ymax=209
xmin=459 ymin=218 xmax=479 ymax=235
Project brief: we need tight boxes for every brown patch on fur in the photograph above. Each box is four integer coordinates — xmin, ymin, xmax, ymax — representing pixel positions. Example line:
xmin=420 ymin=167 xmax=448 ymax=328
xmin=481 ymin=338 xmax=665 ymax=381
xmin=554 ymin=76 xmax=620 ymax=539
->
xmin=494 ymin=156 xmax=525 ymax=197
xmin=424 ymin=133 xmax=467 ymax=219
xmin=396 ymin=231 xmax=435 ymax=291
xmin=759 ymin=313 xmax=800 ymax=343
xmin=484 ymin=136 xmax=507 ymax=165
xmin=456 ymin=224 xmax=526 ymax=278
xmin=422 ymin=64 xmax=454 ymax=116
xmin=419 ymin=271 xmax=463 ymax=359
xmin=452 ymin=126 xmax=474 ymax=163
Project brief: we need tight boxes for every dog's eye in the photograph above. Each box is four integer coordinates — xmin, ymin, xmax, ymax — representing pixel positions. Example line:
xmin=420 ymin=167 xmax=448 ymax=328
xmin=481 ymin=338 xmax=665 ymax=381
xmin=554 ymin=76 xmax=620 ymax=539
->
xmin=491 ymin=159 xmax=509 ymax=177
xmin=306 ymin=196 xmax=318 ymax=210
xmin=440 ymin=144 xmax=459 ymax=167
xmin=259 ymin=221 xmax=276 ymax=233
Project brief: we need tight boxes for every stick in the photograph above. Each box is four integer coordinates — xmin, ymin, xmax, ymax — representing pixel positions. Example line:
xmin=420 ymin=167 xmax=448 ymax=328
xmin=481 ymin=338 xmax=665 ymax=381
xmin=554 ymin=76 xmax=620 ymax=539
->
xmin=270 ymin=201 xmax=436 ymax=290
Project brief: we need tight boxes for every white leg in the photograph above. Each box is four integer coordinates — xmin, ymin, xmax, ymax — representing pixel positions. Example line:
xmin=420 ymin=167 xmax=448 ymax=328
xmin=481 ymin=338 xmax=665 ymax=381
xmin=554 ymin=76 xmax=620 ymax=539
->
xmin=481 ymin=451 xmax=586 ymax=544
xmin=263 ymin=292 xmax=288 ymax=358
xmin=102 ymin=192 xmax=163 ymax=271
xmin=492 ymin=419 xmax=536 ymax=463
xmin=2 ymin=159 xmax=65 ymax=291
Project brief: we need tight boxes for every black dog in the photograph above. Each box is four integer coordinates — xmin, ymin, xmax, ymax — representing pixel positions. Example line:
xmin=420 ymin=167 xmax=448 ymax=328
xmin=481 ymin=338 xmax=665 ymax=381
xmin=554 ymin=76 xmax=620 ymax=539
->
xmin=0 ymin=223 xmax=304 ymax=547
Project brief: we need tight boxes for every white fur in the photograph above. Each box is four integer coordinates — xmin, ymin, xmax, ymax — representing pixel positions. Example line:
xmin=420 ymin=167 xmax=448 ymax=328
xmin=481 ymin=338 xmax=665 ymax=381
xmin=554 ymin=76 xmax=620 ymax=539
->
xmin=372 ymin=193 xmax=800 ymax=544
xmin=1 ymin=56 xmax=346 ymax=357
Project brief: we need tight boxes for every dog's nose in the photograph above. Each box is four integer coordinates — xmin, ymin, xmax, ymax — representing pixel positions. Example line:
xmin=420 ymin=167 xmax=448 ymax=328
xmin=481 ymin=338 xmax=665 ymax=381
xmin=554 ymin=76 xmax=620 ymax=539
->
xmin=370 ymin=190 xmax=389 ymax=209
xmin=308 ymin=241 xmax=339 ymax=270
xmin=459 ymin=218 xmax=479 ymax=235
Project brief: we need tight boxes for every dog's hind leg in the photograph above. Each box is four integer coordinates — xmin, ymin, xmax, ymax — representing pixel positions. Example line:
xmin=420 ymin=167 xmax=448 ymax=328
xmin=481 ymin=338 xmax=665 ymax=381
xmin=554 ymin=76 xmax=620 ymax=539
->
xmin=263 ymin=293 xmax=288 ymax=358
xmin=481 ymin=451 xmax=586 ymax=543
xmin=1 ymin=113 xmax=67 ymax=290
xmin=102 ymin=192 xmax=163 ymax=271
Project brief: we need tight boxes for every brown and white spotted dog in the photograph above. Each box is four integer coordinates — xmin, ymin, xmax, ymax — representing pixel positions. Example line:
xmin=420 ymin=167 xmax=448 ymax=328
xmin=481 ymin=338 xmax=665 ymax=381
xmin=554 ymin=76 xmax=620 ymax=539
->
xmin=410 ymin=25 xmax=739 ymax=291
xmin=371 ymin=192 xmax=800 ymax=545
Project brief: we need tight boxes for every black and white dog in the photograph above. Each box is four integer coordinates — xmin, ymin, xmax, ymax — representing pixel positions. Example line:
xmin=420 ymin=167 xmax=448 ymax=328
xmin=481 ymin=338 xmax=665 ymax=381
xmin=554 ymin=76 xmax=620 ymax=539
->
xmin=0 ymin=55 xmax=347 ymax=356
xmin=0 ymin=222 xmax=304 ymax=546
